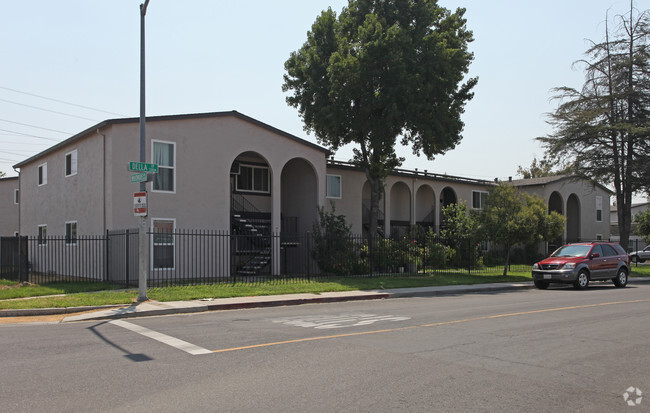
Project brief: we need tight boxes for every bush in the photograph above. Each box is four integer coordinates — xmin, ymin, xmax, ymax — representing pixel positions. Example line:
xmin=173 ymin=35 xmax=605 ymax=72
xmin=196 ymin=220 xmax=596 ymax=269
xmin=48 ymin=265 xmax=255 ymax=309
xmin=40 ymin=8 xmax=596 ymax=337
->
xmin=311 ymin=204 xmax=357 ymax=276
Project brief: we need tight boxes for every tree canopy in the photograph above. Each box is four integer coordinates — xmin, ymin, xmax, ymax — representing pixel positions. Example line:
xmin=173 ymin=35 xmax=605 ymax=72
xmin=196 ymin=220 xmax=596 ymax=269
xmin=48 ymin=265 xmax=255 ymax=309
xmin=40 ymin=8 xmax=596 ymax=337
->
xmin=480 ymin=184 xmax=565 ymax=275
xmin=635 ymin=209 xmax=650 ymax=243
xmin=539 ymin=2 xmax=650 ymax=248
xmin=283 ymin=0 xmax=477 ymax=240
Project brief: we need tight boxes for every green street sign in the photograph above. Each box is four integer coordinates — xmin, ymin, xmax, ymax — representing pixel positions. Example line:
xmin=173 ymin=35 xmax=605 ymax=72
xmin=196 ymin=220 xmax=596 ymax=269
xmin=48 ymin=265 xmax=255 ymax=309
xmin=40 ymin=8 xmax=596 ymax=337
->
xmin=131 ymin=172 xmax=148 ymax=183
xmin=128 ymin=161 xmax=158 ymax=173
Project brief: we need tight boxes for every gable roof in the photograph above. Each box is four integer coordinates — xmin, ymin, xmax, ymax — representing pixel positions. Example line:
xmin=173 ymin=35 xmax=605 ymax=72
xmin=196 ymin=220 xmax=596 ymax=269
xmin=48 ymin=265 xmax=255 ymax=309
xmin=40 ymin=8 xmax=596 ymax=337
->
xmin=14 ymin=110 xmax=329 ymax=168
xmin=509 ymin=175 xmax=614 ymax=195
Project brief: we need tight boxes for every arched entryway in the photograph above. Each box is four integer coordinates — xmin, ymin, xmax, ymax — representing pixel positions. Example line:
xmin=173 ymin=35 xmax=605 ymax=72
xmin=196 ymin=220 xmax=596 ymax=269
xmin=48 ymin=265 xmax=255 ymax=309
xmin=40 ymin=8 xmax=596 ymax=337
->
xmin=390 ymin=181 xmax=411 ymax=238
xmin=280 ymin=158 xmax=318 ymax=274
xmin=439 ymin=187 xmax=458 ymax=231
xmin=567 ymin=194 xmax=581 ymax=242
xmin=229 ymin=152 xmax=273 ymax=275
xmin=416 ymin=185 xmax=436 ymax=230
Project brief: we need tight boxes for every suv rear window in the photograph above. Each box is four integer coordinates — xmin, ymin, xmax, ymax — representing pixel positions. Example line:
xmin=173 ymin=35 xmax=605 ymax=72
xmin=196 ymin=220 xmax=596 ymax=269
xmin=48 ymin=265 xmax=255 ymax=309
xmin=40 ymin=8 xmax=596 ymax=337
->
xmin=601 ymin=244 xmax=618 ymax=257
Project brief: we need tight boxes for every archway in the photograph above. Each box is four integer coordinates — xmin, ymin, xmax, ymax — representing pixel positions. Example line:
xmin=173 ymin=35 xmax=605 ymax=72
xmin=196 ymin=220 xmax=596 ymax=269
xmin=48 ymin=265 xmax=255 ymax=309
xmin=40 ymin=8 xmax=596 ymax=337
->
xmin=229 ymin=152 xmax=273 ymax=275
xmin=415 ymin=185 xmax=436 ymax=230
xmin=548 ymin=191 xmax=564 ymax=250
xmin=439 ymin=187 xmax=458 ymax=231
xmin=390 ymin=181 xmax=411 ymax=238
xmin=280 ymin=158 xmax=318 ymax=234
xmin=566 ymin=194 xmax=581 ymax=242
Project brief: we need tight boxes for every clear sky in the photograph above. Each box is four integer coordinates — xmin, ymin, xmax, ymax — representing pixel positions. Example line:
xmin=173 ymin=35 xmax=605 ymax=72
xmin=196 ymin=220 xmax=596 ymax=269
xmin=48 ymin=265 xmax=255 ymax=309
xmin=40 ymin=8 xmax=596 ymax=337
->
xmin=0 ymin=0 xmax=640 ymax=188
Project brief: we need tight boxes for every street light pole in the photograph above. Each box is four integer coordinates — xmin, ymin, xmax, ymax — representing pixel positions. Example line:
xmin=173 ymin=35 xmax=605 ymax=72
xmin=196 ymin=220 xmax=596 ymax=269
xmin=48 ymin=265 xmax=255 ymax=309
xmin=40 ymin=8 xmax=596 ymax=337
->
xmin=138 ymin=0 xmax=150 ymax=302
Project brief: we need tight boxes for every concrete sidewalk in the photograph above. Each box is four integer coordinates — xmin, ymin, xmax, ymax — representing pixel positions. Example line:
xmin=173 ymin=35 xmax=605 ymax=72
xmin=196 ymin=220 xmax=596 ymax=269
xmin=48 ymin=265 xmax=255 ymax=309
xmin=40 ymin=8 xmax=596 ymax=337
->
xmin=3 ymin=278 xmax=649 ymax=323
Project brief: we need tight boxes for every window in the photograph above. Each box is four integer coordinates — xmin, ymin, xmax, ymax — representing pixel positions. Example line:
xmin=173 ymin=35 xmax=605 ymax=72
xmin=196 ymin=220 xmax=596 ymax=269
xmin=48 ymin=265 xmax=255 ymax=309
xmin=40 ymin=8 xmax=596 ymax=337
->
xmin=65 ymin=149 xmax=78 ymax=177
xmin=38 ymin=225 xmax=47 ymax=245
xmin=152 ymin=141 xmax=175 ymax=192
xmin=596 ymin=196 xmax=603 ymax=222
xmin=152 ymin=219 xmax=175 ymax=269
xmin=65 ymin=221 xmax=77 ymax=245
xmin=38 ymin=163 xmax=47 ymax=186
xmin=326 ymin=175 xmax=342 ymax=198
xmin=596 ymin=234 xmax=603 ymax=241
xmin=472 ymin=191 xmax=488 ymax=209
xmin=236 ymin=164 xmax=269 ymax=193
xmin=14 ymin=189 xmax=19 ymax=205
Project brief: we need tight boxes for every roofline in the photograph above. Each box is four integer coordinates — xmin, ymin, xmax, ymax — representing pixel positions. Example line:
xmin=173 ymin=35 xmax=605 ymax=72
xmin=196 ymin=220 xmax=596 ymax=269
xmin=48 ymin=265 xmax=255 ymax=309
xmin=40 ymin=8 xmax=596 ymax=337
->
xmin=510 ymin=175 xmax=615 ymax=195
xmin=13 ymin=110 xmax=330 ymax=168
xmin=0 ymin=176 xmax=19 ymax=181
xmin=326 ymin=159 xmax=497 ymax=187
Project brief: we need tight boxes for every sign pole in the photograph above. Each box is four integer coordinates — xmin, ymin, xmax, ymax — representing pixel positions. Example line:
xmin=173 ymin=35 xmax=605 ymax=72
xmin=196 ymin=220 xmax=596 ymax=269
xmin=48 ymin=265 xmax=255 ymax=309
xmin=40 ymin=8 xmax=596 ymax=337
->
xmin=138 ymin=0 xmax=150 ymax=302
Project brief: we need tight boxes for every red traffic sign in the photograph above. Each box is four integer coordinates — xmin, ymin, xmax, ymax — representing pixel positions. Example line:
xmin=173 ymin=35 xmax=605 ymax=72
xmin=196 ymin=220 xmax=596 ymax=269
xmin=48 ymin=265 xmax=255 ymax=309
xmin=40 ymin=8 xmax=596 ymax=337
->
xmin=134 ymin=191 xmax=147 ymax=217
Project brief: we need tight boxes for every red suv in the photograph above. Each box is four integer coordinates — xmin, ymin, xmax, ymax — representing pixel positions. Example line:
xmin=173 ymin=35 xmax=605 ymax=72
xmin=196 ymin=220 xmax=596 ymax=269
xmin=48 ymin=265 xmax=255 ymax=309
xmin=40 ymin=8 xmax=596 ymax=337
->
xmin=532 ymin=242 xmax=630 ymax=290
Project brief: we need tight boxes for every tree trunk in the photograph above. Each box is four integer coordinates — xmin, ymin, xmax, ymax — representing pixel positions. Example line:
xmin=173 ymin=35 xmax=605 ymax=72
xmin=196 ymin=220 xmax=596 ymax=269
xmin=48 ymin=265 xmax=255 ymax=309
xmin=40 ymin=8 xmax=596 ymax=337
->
xmin=503 ymin=245 xmax=511 ymax=276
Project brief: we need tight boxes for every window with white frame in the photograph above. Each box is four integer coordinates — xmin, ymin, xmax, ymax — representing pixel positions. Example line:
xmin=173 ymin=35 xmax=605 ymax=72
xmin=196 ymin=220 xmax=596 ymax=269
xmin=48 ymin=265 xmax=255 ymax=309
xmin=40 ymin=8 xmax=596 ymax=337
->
xmin=65 ymin=221 xmax=77 ymax=245
xmin=14 ymin=189 xmax=19 ymax=205
xmin=472 ymin=191 xmax=488 ymax=209
xmin=38 ymin=225 xmax=47 ymax=245
xmin=38 ymin=163 xmax=47 ymax=186
xmin=236 ymin=164 xmax=269 ymax=193
xmin=152 ymin=219 xmax=175 ymax=269
xmin=152 ymin=140 xmax=175 ymax=192
xmin=326 ymin=175 xmax=342 ymax=198
xmin=596 ymin=196 xmax=603 ymax=222
xmin=65 ymin=149 xmax=78 ymax=177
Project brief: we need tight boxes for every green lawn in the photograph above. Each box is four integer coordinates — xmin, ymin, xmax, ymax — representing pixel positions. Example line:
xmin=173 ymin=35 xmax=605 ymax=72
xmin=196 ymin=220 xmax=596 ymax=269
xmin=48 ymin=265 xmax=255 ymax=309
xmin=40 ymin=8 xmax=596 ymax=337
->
xmin=1 ymin=265 xmax=648 ymax=311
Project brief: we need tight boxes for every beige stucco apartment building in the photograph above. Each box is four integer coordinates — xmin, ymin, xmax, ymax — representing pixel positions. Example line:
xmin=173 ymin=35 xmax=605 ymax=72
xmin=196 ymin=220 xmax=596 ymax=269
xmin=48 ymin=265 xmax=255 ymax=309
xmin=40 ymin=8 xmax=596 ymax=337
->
xmin=4 ymin=111 xmax=614 ymax=277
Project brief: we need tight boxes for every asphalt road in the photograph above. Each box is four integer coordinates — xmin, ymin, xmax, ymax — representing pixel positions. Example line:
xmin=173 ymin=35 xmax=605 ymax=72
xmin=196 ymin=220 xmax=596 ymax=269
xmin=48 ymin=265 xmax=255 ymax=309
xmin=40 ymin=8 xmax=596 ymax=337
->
xmin=1 ymin=283 xmax=649 ymax=412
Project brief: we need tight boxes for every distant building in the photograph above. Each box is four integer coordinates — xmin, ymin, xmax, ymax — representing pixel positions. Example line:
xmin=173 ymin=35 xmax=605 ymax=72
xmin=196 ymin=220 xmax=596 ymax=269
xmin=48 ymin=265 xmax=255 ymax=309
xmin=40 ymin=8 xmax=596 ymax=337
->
xmin=611 ymin=201 xmax=650 ymax=251
xmin=0 ymin=176 xmax=19 ymax=236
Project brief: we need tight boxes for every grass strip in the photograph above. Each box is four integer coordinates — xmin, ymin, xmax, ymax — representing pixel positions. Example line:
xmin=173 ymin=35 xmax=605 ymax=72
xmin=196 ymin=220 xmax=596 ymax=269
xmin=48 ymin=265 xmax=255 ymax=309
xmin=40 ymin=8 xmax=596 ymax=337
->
xmin=0 ymin=266 xmax=648 ymax=310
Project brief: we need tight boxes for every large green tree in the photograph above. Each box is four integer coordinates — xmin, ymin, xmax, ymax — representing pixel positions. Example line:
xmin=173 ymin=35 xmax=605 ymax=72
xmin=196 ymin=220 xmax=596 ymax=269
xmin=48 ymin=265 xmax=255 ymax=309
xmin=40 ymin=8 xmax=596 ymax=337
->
xmin=635 ymin=209 xmax=650 ymax=243
xmin=480 ymin=184 xmax=565 ymax=276
xmin=539 ymin=2 xmax=650 ymax=249
xmin=283 ymin=0 xmax=477 ymax=242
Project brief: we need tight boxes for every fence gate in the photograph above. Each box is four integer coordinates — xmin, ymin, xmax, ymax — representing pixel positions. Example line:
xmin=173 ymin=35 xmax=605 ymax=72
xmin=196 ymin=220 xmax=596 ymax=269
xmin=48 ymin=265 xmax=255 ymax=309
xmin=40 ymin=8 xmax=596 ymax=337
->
xmin=106 ymin=229 xmax=139 ymax=287
xmin=0 ymin=236 xmax=28 ymax=281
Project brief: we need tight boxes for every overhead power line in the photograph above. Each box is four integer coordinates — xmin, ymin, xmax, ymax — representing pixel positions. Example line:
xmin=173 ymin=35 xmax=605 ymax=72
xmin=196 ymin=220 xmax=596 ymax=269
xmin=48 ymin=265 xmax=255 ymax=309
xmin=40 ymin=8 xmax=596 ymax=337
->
xmin=0 ymin=119 xmax=73 ymax=135
xmin=0 ymin=98 xmax=100 ymax=122
xmin=0 ymin=128 xmax=61 ymax=142
xmin=0 ymin=85 xmax=126 ymax=117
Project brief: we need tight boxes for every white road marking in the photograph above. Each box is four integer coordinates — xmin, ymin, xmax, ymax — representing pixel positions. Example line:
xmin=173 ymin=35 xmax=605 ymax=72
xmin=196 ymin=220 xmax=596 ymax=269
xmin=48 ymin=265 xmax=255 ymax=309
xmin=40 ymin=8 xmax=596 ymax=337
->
xmin=271 ymin=313 xmax=411 ymax=329
xmin=110 ymin=319 xmax=212 ymax=355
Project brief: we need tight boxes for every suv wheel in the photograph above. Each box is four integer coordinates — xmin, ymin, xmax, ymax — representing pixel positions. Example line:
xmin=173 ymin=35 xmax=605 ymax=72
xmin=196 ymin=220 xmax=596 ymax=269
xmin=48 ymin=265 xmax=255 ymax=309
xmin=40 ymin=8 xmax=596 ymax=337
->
xmin=574 ymin=270 xmax=590 ymax=290
xmin=613 ymin=268 xmax=628 ymax=288
xmin=534 ymin=279 xmax=549 ymax=289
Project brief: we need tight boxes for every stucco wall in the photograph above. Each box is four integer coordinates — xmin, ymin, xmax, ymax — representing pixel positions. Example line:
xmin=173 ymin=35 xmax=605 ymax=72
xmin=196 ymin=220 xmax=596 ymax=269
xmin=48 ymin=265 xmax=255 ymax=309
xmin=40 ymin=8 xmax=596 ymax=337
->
xmin=105 ymin=115 xmax=327 ymax=232
xmin=325 ymin=165 xmax=496 ymax=236
xmin=18 ymin=135 xmax=106 ymax=236
xmin=0 ymin=177 xmax=19 ymax=235
xmin=517 ymin=178 xmax=612 ymax=242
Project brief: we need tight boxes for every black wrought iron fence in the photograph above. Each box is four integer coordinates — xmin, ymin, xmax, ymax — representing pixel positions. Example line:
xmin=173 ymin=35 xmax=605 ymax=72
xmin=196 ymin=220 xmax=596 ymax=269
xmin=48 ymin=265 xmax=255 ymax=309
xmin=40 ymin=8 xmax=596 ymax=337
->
xmin=1 ymin=229 xmax=544 ymax=286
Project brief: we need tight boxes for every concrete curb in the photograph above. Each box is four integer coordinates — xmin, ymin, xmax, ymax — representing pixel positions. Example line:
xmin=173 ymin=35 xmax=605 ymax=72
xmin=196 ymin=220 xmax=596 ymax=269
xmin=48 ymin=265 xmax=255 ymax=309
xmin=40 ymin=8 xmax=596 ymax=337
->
xmin=0 ymin=304 xmax=126 ymax=318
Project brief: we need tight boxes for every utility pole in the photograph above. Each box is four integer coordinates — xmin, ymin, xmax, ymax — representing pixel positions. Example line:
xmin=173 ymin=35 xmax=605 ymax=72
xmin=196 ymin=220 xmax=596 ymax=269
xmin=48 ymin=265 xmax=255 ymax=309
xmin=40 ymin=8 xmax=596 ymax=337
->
xmin=138 ymin=0 xmax=151 ymax=302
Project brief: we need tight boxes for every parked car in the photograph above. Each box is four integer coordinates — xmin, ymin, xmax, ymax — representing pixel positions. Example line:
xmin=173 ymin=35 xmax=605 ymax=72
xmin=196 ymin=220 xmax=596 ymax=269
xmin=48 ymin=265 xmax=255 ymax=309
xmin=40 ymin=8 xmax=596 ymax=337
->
xmin=629 ymin=245 xmax=650 ymax=263
xmin=532 ymin=242 xmax=630 ymax=290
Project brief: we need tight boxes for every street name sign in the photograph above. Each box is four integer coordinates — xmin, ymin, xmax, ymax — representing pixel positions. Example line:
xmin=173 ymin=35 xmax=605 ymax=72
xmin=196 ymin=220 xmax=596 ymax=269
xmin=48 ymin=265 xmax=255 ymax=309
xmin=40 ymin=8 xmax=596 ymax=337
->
xmin=134 ymin=191 xmax=147 ymax=217
xmin=131 ymin=172 xmax=148 ymax=183
xmin=128 ymin=161 xmax=158 ymax=173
